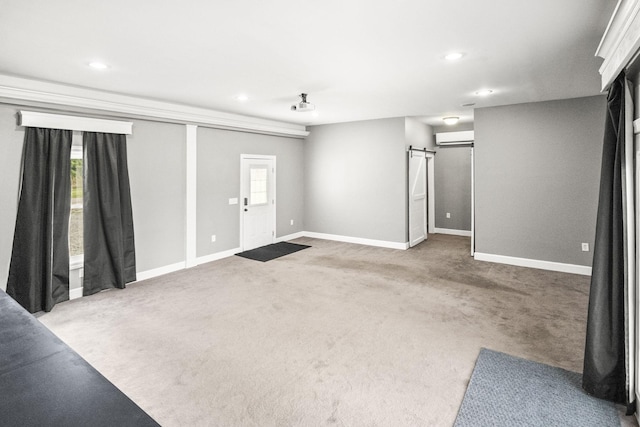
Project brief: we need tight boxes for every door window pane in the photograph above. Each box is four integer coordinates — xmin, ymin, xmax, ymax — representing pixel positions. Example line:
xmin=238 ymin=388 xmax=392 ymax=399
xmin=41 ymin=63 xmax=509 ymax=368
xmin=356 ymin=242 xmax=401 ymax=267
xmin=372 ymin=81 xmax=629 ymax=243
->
xmin=250 ymin=166 xmax=268 ymax=205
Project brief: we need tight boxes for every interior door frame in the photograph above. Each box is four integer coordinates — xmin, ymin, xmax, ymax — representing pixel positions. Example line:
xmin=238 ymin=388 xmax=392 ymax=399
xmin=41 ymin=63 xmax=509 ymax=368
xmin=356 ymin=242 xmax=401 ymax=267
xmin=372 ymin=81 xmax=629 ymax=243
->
xmin=426 ymin=153 xmax=435 ymax=235
xmin=240 ymin=154 xmax=276 ymax=251
xmin=470 ymin=146 xmax=475 ymax=256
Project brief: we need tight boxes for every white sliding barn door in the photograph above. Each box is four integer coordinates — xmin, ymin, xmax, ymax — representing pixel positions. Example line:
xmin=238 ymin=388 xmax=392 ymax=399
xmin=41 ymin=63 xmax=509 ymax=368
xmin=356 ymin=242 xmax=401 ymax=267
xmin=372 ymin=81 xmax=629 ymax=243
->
xmin=409 ymin=151 xmax=427 ymax=247
xmin=408 ymin=150 xmax=434 ymax=247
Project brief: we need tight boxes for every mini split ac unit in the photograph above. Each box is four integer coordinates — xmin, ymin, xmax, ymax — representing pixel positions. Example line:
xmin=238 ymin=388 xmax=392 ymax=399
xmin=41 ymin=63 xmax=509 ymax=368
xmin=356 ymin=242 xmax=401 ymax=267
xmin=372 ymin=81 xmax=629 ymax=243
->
xmin=435 ymin=130 xmax=474 ymax=146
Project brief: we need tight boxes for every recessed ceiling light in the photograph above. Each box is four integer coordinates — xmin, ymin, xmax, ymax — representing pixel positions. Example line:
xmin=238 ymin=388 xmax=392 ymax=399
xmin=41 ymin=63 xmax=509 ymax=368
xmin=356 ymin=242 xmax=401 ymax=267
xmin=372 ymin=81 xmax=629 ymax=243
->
xmin=445 ymin=52 xmax=464 ymax=61
xmin=88 ymin=61 xmax=108 ymax=70
xmin=443 ymin=116 xmax=459 ymax=125
xmin=235 ymin=94 xmax=249 ymax=102
xmin=475 ymin=89 xmax=494 ymax=96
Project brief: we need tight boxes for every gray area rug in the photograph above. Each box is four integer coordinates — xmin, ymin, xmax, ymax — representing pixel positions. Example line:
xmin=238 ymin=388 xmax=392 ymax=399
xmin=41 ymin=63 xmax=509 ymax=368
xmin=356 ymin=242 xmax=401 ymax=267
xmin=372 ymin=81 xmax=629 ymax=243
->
xmin=454 ymin=348 xmax=619 ymax=427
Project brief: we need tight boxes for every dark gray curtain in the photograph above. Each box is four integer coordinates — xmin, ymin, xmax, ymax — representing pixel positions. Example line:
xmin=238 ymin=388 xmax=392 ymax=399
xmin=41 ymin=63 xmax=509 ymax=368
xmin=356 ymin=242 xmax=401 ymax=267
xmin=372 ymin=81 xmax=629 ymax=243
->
xmin=583 ymin=73 xmax=627 ymax=405
xmin=6 ymin=127 xmax=72 ymax=313
xmin=83 ymin=132 xmax=136 ymax=296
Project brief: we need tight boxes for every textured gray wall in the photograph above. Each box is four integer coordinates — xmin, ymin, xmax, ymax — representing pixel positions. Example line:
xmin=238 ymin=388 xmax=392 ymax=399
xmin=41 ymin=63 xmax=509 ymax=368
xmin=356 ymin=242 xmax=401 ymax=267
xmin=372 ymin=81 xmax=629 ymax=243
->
xmin=196 ymin=127 xmax=305 ymax=256
xmin=434 ymin=146 xmax=471 ymax=231
xmin=474 ymin=95 xmax=606 ymax=266
xmin=432 ymin=122 xmax=475 ymax=134
xmin=0 ymin=105 xmax=25 ymax=291
xmin=305 ymin=118 xmax=406 ymax=243
xmin=405 ymin=117 xmax=435 ymax=150
xmin=125 ymin=119 xmax=187 ymax=272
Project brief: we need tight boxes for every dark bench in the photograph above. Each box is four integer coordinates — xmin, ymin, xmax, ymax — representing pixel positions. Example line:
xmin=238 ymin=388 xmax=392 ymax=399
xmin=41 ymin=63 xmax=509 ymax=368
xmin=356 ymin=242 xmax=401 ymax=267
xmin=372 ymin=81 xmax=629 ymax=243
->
xmin=0 ymin=289 xmax=159 ymax=426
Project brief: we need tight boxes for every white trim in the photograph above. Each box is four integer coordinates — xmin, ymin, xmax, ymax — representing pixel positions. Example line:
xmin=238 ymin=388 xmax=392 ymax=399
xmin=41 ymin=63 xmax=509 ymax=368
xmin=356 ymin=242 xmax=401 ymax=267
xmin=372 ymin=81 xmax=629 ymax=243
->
xmin=470 ymin=147 xmax=475 ymax=256
xmin=185 ymin=125 xmax=197 ymax=268
xmin=303 ymin=231 xmax=409 ymax=250
xmin=276 ymin=232 xmax=306 ymax=242
xmin=135 ymin=261 xmax=186 ymax=282
xmin=70 ymin=255 xmax=84 ymax=270
xmin=0 ymin=74 xmax=308 ymax=138
xmin=634 ymin=118 xmax=640 ymax=134
xmin=474 ymin=252 xmax=592 ymax=276
xmin=596 ymin=0 xmax=640 ymax=90
xmin=196 ymin=247 xmax=241 ymax=265
xmin=19 ymin=110 xmax=132 ymax=134
xmin=434 ymin=227 xmax=472 ymax=237
xmin=427 ymin=153 xmax=436 ymax=235
xmin=69 ymin=287 xmax=83 ymax=300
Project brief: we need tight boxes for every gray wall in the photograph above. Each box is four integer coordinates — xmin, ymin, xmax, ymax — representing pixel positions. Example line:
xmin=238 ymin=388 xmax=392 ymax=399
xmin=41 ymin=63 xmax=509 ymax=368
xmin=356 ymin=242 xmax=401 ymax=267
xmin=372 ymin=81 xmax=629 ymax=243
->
xmin=305 ymin=117 xmax=407 ymax=243
xmin=128 ymin=119 xmax=186 ymax=272
xmin=432 ymin=122 xmax=474 ymax=133
xmin=434 ymin=146 xmax=472 ymax=231
xmin=405 ymin=117 xmax=435 ymax=150
xmin=0 ymin=105 xmax=25 ymax=291
xmin=474 ymin=95 xmax=606 ymax=266
xmin=196 ymin=127 xmax=305 ymax=256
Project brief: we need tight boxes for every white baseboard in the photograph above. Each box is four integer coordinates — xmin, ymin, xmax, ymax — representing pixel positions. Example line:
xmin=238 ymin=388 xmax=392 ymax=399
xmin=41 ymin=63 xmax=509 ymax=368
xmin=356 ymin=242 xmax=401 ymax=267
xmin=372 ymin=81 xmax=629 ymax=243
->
xmin=69 ymin=287 xmax=83 ymax=300
xmin=303 ymin=231 xmax=409 ymax=250
xmin=136 ymin=261 xmax=186 ymax=282
xmin=434 ymin=228 xmax=472 ymax=237
xmin=473 ymin=252 xmax=592 ymax=276
xmin=276 ymin=232 xmax=306 ymax=242
xmin=196 ymin=247 xmax=241 ymax=265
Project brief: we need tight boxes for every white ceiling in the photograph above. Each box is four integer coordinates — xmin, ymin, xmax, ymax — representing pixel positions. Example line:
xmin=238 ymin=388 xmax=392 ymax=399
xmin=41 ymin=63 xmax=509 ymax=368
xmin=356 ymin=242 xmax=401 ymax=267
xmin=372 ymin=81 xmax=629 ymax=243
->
xmin=0 ymin=0 xmax=615 ymax=127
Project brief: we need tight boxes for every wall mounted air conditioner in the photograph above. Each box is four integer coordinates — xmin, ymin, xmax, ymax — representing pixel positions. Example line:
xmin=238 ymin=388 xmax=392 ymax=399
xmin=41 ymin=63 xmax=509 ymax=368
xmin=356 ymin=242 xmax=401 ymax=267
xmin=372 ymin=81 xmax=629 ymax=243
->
xmin=435 ymin=130 xmax=474 ymax=146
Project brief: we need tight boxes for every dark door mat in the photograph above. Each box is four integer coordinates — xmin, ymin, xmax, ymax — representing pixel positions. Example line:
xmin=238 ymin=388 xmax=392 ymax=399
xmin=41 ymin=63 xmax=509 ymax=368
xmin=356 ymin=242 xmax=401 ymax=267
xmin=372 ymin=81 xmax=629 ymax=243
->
xmin=236 ymin=242 xmax=310 ymax=262
xmin=454 ymin=348 xmax=619 ymax=427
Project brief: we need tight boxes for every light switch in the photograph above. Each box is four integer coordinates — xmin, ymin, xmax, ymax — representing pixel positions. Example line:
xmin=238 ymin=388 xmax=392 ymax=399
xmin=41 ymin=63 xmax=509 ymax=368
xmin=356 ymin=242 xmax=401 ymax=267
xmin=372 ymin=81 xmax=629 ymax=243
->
xmin=229 ymin=198 xmax=238 ymax=205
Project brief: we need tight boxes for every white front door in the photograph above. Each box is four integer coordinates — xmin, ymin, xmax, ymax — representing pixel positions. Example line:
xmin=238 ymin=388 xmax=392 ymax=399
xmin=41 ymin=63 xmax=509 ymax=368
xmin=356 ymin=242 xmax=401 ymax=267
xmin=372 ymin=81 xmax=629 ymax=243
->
xmin=241 ymin=155 xmax=276 ymax=251
xmin=408 ymin=150 xmax=427 ymax=247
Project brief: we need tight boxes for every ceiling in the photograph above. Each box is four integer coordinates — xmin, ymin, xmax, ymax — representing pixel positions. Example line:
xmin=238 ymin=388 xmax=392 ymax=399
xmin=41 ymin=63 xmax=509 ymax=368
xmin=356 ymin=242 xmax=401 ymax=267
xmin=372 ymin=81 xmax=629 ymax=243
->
xmin=0 ymin=0 xmax=616 ymax=127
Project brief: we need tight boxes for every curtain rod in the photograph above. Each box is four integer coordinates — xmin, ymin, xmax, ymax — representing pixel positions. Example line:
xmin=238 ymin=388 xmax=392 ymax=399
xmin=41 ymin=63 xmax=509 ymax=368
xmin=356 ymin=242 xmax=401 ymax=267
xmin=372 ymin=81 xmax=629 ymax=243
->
xmin=408 ymin=145 xmax=436 ymax=154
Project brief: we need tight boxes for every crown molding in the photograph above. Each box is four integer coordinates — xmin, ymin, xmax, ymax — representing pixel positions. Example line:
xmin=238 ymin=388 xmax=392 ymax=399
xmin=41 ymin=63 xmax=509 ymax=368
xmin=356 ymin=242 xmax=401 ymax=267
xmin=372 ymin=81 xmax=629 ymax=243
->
xmin=0 ymin=74 xmax=309 ymax=138
xmin=597 ymin=0 xmax=640 ymax=90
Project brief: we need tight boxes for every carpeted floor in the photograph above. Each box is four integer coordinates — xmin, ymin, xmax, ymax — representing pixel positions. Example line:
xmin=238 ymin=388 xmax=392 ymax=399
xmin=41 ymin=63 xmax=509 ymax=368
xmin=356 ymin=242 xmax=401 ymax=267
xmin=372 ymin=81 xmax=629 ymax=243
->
xmin=38 ymin=235 xmax=636 ymax=426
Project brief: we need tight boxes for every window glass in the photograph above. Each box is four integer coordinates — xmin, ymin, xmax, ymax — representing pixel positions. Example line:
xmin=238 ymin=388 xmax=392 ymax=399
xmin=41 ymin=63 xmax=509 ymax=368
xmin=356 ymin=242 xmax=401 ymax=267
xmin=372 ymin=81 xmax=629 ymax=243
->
xmin=69 ymin=138 xmax=83 ymax=257
xmin=250 ymin=166 xmax=268 ymax=205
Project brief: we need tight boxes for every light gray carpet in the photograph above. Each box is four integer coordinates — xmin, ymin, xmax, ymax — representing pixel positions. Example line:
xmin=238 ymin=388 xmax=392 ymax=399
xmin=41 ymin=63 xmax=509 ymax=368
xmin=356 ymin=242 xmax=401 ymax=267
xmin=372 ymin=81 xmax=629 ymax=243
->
xmin=454 ymin=348 xmax=619 ymax=427
xmin=36 ymin=235 xmax=633 ymax=426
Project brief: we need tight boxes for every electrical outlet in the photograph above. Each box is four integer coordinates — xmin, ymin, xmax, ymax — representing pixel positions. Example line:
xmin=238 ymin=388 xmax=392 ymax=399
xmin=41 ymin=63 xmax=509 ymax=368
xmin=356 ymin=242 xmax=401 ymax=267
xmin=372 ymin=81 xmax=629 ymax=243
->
xmin=581 ymin=243 xmax=589 ymax=252
xmin=211 ymin=235 xmax=216 ymax=243
xmin=290 ymin=219 xmax=294 ymax=225
xmin=446 ymin=212 xmax=451 ymax=218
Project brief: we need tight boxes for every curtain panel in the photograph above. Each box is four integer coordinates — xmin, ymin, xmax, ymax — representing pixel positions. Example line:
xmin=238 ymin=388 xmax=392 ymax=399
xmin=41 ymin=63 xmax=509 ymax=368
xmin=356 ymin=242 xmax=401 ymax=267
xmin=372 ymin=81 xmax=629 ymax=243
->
xmin=6 ymin=127 xmax=72 ymax=313
xmin=583 ymin=73 xmax=629 ymax=405
xmin=82 ymin=132 xmax=136 ymax=296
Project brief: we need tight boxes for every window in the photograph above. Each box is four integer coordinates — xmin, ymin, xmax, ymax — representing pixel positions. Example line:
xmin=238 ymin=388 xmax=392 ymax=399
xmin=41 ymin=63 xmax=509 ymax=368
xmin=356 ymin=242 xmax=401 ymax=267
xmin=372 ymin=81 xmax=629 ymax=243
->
xmin=250 ymin=166 xmax=268 ymax=205
xmin=69 ymin=134 xmax=83 ymax=259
